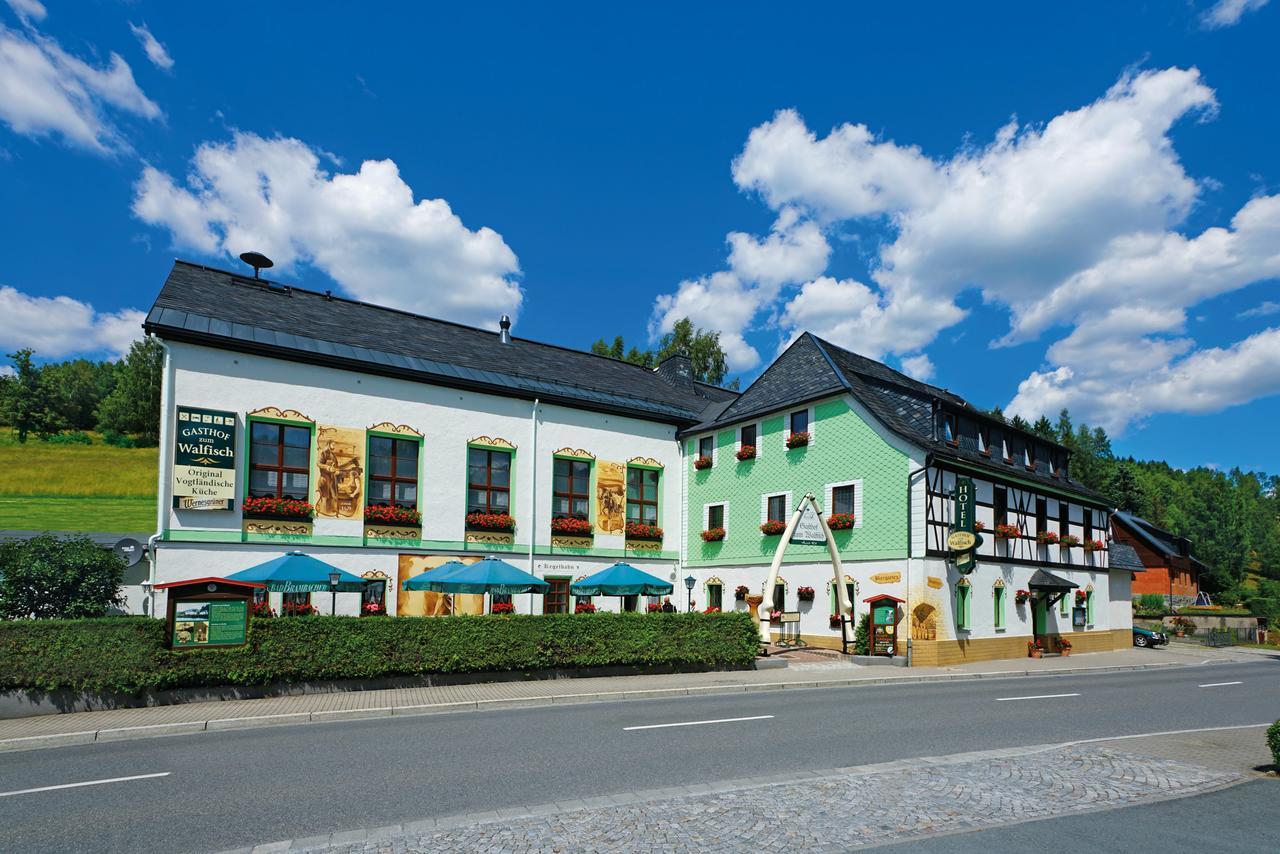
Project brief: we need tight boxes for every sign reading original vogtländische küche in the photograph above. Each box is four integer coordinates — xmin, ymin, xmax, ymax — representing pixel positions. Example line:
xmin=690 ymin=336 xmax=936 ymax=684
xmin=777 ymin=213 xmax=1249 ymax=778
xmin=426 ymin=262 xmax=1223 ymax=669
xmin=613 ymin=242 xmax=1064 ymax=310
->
xmin=173 ymin=406 xmax=237 ymax=510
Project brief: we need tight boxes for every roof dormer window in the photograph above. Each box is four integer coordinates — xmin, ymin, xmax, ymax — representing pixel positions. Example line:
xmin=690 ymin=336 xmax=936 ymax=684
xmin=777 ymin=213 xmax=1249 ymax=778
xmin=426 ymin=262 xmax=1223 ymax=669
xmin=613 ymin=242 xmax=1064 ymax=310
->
xmin=977 ymin=425 xmax=990 ymax=457
xmin=942 ymin=412 xmax=958 ymax=446
xmin=1025 ymin=444 xmax=1036 ymax=471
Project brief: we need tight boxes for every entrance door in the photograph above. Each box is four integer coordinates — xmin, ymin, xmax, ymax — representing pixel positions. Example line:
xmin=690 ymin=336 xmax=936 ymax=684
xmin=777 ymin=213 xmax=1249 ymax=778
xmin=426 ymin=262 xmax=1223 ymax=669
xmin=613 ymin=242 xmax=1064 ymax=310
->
xmin=1033 ymin=596 xmax=1047 ymax=636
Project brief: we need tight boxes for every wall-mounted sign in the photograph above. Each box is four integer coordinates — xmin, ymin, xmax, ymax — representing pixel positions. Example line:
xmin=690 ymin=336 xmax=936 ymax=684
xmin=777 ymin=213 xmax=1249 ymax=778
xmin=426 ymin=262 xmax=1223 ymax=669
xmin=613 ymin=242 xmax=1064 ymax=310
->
xmin=926 ymin=576 xmax=944 ymax=589
xmin=1073 ymin=606 xmax=1087 ymax=627
xmin=870 ymin=571 xmax=902 ymax=584
xmin=790 ymin=501 xmax=826 ymax=545
xmin=952 ymin=476 xmax=978 ymax=574
xmin=173 ymin=406 xmax=237 ymax=510
xmin=172 ymin=599 xmax=248 ymax=647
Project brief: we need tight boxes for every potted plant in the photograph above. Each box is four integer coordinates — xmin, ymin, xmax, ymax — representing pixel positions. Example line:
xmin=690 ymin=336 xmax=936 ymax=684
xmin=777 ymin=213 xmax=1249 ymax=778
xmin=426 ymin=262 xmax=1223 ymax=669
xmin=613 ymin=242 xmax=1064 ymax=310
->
xmin=360 ymin=601 xmax=387 ymax=617
xmin=829 ymin=614 xmax=842 ymax=628
xmin=797 ymin=585 xmax=815 ymax=601
xmin=281 ymin=601 xmax=317 ymax=617
xmin=736 ymin=445 xmax=757 ymax=461
xmin=550 ymin=516 xmax=594 ymax=536
xmin=1056 ymin=637 xmax=1072 ymax=656
xmin=1082 ymin=538 xmax=1105 ymax=552
xmin=734 ymin=585 xmax=750 ymax=601
xmin=574 ymin=602 xmax=597 ymax=614
xmin=994 ymin=523 xmax=1022 ymax=540
xmin=491 ymin=601 xmax=516 ymax=615
xmin=625 ymin=521 xmax=664 ymax=541
xmin=466 ymin=511 xmax=516 ymax=532
xmin=1075 ymin=589 xmax=1088 ymax=605
xmin=973 ymin=521 xmax=986 ymax=532
xmin=828 ymin=513 xmax=856 ymax=530
xmin=1059 ymin=534 xmax=1080 ymax=549
xmin=364 ymin=503 xmax=422 ymax=527
xmin=1036 ymin=531 xmax=1059 ymax=546
xmin=242 ymin=496 xmax=315 ymax=521
xmin=693 ymin=455 xmax=713 ymax=470
xmin=701 ymin=527 xmax=726 ymax=542
xmin=250 ymin=601 xmax=276 ymax=619
xmin=1028 ymin=638 xmax=1044 ymax=658
xmin=1015 ymin=589 xmax=1030 ymax=605
xmin=768 ymin=609 xmax=783 ymax=623
xmin=786 ymin=431 xmax=810 ymax=449
xmin=760 ymin=520 xmax=787 ymax=536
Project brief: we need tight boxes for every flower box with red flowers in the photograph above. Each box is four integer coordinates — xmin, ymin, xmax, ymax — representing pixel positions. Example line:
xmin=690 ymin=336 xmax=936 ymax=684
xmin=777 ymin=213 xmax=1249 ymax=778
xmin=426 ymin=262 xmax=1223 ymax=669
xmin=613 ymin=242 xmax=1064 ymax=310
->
xmin=993 ymin=523 xmax=1022 ymax=540
xmin=786 ymin=431 xmax=810 ymax=450
xmin=796 ymin=586 xmax=816 ymax=601
xmin=1036 ymin=531 xmax=1060 ymax=546
xmin=364 ymin=503 xmax=422 ymax=527
xmin=281 ymin=601 xmax=317 ymax=617
xmin=466 ymin=511 xmax=516 ymax=532
xmin=250 ymin=601 xmax=276 ymax=619
xmin=360 ymin=602 xmax=387 ymax=617
xmin=735 ymin=445 xmax=757 ymax=462
xmin=1082 ymin=538 xmax=1105 ymax=552
xmin=491 ymin=601 xmax=516 ymax=614
xmin=701 ymin=527 xmax=726 ymax=542
xmin=829 ymin=614 xmax=842 ymax=628
xmin=693 ymin=455 xmax=713 ymax=470
xmin=973 ymin=521 xmax=986 ymax=532
xmin=1059 ymin=534 xmax=1081 ymax=548
xmin=242 ymin=496 xmax=315 ymax=521
xmin=760 ymin=520 xmax=787 ymax=536
xmin=574 ymin=602 xmax=597 ymax=614
xmin=550 ymin=516 xmax=594 ymax=537
xmin=827 ymin=513 xmax=856 ymax=530
xmin=1014 ymin=589 xmax=1030 ymax=605
xmin=647 ymin=602 xmax=663 ymax=613
xmin=625 ymin=521 xmax=663 ymax=542
xmin=703 ymin=606 xmax=721 ymax=614
xmin=768 ymin=609 xmax=783 ymax=622
xmin=1075 ymin=590 xmax=1088 ymax=604
xmin=734 ymin=585 xmax=750 ymax=600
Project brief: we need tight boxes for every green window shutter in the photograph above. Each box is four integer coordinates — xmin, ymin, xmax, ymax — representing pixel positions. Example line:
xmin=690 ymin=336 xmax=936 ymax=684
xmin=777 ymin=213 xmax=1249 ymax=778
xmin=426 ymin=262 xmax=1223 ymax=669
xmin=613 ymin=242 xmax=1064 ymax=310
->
xmin=994 ymin=587 xmax=1004 ymax=629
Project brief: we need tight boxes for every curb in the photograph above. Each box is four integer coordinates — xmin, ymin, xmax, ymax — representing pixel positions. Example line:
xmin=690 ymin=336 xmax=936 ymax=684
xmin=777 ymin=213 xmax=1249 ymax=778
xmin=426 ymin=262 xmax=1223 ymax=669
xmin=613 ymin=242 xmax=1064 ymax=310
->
xmin=0 ymin=658 xmax=1226 ymax=753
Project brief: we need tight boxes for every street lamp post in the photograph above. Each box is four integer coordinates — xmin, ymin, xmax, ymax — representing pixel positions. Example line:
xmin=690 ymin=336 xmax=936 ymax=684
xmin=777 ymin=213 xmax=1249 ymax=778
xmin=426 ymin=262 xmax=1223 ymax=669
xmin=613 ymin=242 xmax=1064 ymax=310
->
xmin=684 ymin=574 xmax=695 ymax=612
xmin=328 ymin=570 xmax=340 ymax=615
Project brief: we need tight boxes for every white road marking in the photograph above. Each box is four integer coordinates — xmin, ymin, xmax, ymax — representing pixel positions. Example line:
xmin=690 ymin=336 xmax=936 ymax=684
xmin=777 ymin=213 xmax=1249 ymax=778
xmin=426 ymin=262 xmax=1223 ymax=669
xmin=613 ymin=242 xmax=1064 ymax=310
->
xmin=624 ymin=715 xmax=774 ymax=731
xmin=0 ymin=772 xmax=170 ymax=799
xmin=995 ymin=693 xmax=1080 ymax=702
xmin=1198 ymin=681 xmax=1243 ymax=688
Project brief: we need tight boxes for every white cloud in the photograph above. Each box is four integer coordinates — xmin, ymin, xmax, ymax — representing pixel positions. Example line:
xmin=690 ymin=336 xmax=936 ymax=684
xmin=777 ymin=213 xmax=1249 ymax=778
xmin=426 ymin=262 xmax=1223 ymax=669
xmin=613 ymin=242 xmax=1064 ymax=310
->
xmin=1239 ymin=300 xmax=1280 ymax=319
xmin=0 ymin=13 xmax=160 ymax=152
xmin=4 ymin=1 xmax=45 ymax=23
xmin=1201 ymin=0 xmax=1270 ymax=29
xmin=900 ymin=353 xmax=935 ymax=382
xmin=0 ymin=286 xmax=143 ymax=358
xmin=129 ymin=22 xmax=173 ymax=71
xmin=133 ymin=132 xmax=523 ymax=329
xmin=659 ymin=66 xmax=1280 ymax=431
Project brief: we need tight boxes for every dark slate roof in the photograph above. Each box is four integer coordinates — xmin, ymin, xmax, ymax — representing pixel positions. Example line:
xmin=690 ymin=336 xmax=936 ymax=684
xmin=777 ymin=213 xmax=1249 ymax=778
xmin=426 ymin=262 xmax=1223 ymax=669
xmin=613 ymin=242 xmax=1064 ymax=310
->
xmin=1108 ymin=542 xmax=1145 ymax=574
xmin=145 ymin=261 xmax=737 ymax=426
xmin=1113 ymin=511 xmax=1204 ymax=571
xmin=681 ymin=332 xmax=1105 ymax=503
xmin=1027 ymin=568 xmax=1079 ymax=590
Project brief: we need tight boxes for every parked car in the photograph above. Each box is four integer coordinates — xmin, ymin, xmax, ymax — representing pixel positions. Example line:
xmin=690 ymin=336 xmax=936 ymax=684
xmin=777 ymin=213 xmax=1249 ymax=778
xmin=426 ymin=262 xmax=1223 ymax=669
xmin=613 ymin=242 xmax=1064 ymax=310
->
xmin=1132 ymin=626 xmax=1168 ymax=648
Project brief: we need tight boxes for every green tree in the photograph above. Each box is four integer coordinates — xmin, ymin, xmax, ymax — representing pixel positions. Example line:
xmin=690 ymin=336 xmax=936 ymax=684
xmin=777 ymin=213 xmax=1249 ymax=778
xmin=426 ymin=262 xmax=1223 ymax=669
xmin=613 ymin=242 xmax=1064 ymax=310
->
xmin=988 ymin=406 xmax=1006 ymax=423
xmin=1031 ymin=415 xmax=1055 ymax=439
xmin=1009 ymin=414 xmax=1030 ymax=432
xmin=95 ymin=337 xmax=163 ymax=445
xmin=655 ymin=318 xmax=729 ymax=385
xmin=1 ymin=349 xmax=63 ymax=442
xmin=41 ymin=358 xmax=116 ymax=431
xmin=0 ymin=534 xmax=124 ymax=619
xmin=590 ymin=336 xmax=626 ymax=360
xmin=1106 ymin=462 xmax=1144 ymax=512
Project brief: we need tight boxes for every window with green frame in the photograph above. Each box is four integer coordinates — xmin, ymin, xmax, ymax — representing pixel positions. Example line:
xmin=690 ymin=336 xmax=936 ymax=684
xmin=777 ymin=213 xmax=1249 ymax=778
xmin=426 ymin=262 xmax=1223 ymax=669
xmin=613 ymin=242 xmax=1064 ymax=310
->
xmin=249 ymin=421 xmax=311 ymax=499
xmin=626 ymin=467 xmax=660 ymax=525
xmin=993 ymin=584 xmax=1006 ymax=629
xmin=706 ymin=583 xmax=723 ymax=611
xmin=368 ymin=435 xmax=419 ymax=509
xmin=1059 ymin=592 xmax=1069 ymax=617
xmin=829 ymin=581 xmax=856 ymax=615
xmin=552 ymin=458 xmax=591 ymax=520
xmin=1085 ymin=588 xmax=1095 ymax=625
xmin=468 ymin=447 xmax=512 ymax=514
xmin=956 ymin=581 xmax=971 ymax=630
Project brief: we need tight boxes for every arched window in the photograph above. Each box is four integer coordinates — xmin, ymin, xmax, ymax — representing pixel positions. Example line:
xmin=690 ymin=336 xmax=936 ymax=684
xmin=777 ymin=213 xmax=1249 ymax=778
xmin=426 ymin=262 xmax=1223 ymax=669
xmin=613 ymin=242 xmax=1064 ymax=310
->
xmin=705 ymin=576 xmax=724 ymax=611
xmin=955 ymin=578 xmax=971 ymax=630
xmin=827 ymin=576 xmax=857 ymax=615
xmin=993 ymin=579 xmax=1006 ymax=629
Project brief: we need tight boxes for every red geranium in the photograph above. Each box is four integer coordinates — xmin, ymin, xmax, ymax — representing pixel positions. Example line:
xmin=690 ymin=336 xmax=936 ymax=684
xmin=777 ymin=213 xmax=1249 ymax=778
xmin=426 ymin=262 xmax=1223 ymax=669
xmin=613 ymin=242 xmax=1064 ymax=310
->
xmin=281 ymin=601 xmax=317 ymax=617
xmin=735 ymin=445 xmax=757 ymax=461
xmin=491 ymin=601 xmax=516 ymax=614
xmin=1082 ymin=538 xmax=1105 ymax=551
xmin=250 ymin=601 xmax=276 ymax=618
xmin=551 ymin=516 xmax=594 ymax=536
xmin=647 ymin=602 xmax=663 ymax=613
xmin=575 ymin=602 xmax=597 ymax=614
xmin=994 ymin=523 xmax=1022 ymax=540
xmin=701 ymin=527 xmax=726 ymax=542
xmin=364 ymin=503 xmax=422 ymax=526
xmin=786 ymin=431 xmax=810 ymax=449
xmin=703 ymin=606 xmax=721 ymax=614
xmin=1036 ymin=531 xmax=1060 ymax=545
xmin=243 ymin=496 xmax=315 ymax=519
xmin=797 ymin=586 xmax=815 ymax=601
xmin=693 ymin=455 xmax=713 ymax=470
xmin=466 ymin=511 xmax=516 ymax=532
xmin=734 ymin=585 xmax=750 ymax=600
xmin=625 ymin=521 xmax=663 ymax=541
xmin=360 ymin=601 xmax=387 ymax=616
xmin=760 ymin=520 xmax=787 ymax=536
xmin=827 ymin=513 xmax=856 ymax=530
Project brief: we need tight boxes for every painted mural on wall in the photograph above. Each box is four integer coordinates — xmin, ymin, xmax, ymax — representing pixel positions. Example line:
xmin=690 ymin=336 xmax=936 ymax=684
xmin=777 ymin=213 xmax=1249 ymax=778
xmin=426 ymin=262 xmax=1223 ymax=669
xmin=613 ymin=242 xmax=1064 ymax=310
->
xmin=396 ymin=554 xmax=483 ymax=617
xmin=596 ymin=460 xmax=625 ymax=534
xmin=315 ymin=425 xmax=365 ymax=518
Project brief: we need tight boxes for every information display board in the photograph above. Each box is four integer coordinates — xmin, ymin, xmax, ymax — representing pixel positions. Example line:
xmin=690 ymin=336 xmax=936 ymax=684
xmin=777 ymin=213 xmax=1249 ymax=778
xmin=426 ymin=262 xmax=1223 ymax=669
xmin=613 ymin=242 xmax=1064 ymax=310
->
xmin=172 ymin=599 xmax=248 ymax=647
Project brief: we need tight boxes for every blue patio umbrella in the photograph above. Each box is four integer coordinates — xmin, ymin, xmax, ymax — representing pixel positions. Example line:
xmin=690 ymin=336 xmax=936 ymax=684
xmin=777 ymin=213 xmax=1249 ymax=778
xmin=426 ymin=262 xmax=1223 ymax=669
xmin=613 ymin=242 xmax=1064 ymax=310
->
xmin=226 ymin=551 xmax=366 ymax=592
xmin=414 ymin=556 xmax=549 ymax=595
xmin=401 ymin=560 xmax=470 ymax=591
xmin=570 ymin=563 xmax=673 ymax=596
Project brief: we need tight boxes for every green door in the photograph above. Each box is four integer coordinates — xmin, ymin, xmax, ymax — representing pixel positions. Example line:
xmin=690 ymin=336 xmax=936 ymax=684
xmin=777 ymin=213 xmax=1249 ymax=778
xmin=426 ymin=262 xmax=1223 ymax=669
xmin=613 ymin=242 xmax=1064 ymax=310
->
xmin=1033 ymin=597 xmax=1047 ymax=636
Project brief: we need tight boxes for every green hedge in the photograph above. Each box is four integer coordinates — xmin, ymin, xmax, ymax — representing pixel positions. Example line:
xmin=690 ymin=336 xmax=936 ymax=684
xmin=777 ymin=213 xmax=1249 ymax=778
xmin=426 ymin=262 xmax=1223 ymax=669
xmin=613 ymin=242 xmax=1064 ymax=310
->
xmin=1268 ymin=720 xmax=1280 ymax=769
xmin=0 ymin=611 xmax=760 ymax=695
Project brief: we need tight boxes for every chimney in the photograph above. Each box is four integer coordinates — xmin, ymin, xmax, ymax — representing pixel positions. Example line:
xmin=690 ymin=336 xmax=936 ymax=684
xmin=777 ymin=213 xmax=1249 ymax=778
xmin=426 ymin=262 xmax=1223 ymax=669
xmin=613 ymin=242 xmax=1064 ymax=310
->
xmin=499 ymin=315 xmax=512 ymax=345
xmin=656 ymin=351 xmax=694 ymax=388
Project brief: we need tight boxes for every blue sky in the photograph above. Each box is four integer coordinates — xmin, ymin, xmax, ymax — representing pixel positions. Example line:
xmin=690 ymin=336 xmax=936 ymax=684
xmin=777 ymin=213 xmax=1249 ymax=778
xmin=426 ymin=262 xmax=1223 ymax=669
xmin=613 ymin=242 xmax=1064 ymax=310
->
xmin=1 ymin=1 xmax=1277 ymax=473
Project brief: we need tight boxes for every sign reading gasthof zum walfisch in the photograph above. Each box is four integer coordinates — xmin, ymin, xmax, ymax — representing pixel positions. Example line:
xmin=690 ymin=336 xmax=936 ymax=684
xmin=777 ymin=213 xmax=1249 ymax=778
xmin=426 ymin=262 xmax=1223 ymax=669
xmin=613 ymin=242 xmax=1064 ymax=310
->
xmin=172 ymin=406 xmax=237 ymax=510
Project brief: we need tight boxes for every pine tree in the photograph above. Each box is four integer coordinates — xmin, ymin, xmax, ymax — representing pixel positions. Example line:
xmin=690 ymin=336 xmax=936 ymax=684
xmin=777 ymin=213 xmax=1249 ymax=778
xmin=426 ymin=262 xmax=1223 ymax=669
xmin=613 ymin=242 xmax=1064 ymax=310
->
xmin=95 ymin=338 xmax=163 ymax=445
xmin=1 ymin=349 xmax=62 ymax=442
xmin=1106 ymin=463 xmax=1144 ymax=512
xmin=1031 ymin=415 xmax=1055 ymax=439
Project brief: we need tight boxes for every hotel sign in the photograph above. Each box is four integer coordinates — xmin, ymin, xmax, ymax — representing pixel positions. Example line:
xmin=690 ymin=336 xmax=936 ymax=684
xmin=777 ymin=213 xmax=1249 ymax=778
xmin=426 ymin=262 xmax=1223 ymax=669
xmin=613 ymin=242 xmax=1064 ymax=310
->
xmin=173 ymin=406 xmax=237 ymax=510
xmin=951 ymin=476 xmax=978 ymax=574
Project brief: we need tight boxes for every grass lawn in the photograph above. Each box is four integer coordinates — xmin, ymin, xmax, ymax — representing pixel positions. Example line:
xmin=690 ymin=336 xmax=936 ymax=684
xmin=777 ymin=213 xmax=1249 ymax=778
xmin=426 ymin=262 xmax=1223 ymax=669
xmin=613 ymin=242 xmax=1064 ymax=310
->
xmin=0 ymin=429 xmax=158 ymax=531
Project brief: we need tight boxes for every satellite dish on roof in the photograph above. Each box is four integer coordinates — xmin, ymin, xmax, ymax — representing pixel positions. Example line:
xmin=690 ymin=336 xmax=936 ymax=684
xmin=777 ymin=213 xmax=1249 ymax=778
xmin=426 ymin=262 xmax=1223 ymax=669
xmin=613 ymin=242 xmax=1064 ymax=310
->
xmin=238 ymin=251 xmax=274 ymax=279
xmin=113 ymin=537 xmax=144 ymax=567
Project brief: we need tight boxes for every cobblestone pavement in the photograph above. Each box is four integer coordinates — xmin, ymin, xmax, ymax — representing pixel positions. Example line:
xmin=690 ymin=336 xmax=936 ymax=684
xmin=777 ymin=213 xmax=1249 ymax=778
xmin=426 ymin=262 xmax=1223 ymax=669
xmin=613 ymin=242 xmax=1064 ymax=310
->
xmin=274 ymin=743 xmax=1247 ymax=853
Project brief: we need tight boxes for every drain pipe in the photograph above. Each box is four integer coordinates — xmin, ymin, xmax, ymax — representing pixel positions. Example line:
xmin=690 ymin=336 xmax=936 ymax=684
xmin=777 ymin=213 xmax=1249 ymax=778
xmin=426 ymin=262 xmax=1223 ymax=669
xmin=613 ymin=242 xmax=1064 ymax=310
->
xmin=146 ymin=335 xmax=175 ymax=618
xmin=527 ymin=398 xmax=540 ymax=613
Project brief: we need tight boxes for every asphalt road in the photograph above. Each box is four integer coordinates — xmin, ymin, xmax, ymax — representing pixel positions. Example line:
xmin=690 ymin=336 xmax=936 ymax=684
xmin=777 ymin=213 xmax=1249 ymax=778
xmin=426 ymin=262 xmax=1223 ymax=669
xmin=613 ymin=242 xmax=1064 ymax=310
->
xmin=1 ymin=659 xmax=1277 ymax=853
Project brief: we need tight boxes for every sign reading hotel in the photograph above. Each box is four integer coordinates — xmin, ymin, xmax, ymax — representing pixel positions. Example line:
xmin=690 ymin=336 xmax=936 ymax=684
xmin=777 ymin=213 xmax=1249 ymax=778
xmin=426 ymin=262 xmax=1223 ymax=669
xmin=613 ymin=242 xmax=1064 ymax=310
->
xmin=950 ymin=476 xmax=978 ymax=574
xmin=173 ymin=406 xmax=237 ymax=510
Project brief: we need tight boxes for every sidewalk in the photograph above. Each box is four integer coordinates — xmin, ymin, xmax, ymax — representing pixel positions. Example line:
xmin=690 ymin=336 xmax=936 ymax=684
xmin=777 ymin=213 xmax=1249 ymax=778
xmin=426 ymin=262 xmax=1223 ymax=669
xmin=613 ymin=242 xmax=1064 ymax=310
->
xmin=0 ymin=643 xmax=1263 ymax=752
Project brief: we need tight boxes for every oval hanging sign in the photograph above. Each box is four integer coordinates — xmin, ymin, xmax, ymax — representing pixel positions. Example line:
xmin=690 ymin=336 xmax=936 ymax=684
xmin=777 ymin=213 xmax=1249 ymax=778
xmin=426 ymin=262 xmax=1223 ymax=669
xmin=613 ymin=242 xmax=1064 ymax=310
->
xmin=947 ymin=530 xmax=977 ymax=551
